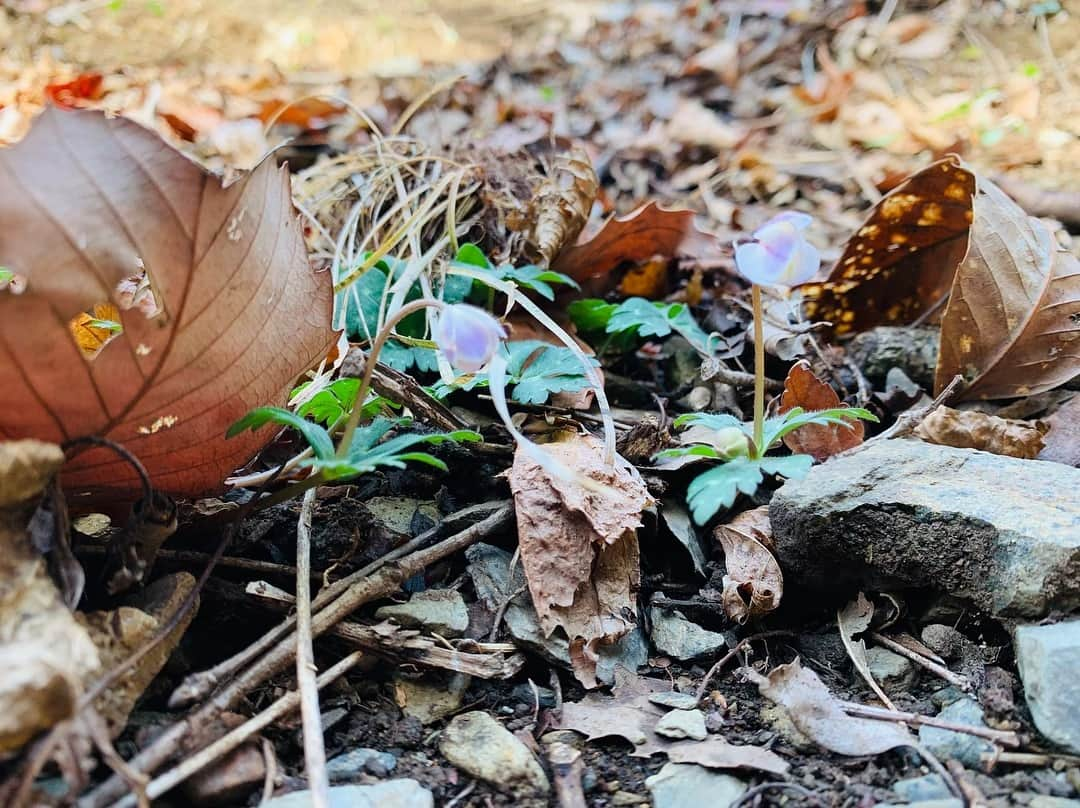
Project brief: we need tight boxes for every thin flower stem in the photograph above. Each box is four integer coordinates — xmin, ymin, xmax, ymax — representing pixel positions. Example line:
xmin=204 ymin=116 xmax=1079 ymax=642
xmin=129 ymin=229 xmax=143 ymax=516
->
xmin=336 ymin=298 xmax=443 ymax=458
xmin=751 ymin=284 xmax=766 ymax=456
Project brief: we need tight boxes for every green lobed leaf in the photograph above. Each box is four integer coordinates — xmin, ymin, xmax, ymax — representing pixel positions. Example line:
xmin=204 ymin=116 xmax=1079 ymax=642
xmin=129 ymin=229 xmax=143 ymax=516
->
xmin=761 ymin=406 xmax=878 ymax=452
xmin=685 ymin=457 xmax=765 ymax=525
xmin=567 ymin=299 xmax=619 ymax=332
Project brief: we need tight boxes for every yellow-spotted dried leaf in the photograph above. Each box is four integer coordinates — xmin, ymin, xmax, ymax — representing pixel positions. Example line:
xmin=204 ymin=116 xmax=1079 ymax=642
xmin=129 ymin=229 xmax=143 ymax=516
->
xmin=934 ymin=179 xmax=1080 ymax=400
xmin=914 ymin=406 xmax=1048 ymax=459
xmin=801 ymin=156 xmax=975 ymax=335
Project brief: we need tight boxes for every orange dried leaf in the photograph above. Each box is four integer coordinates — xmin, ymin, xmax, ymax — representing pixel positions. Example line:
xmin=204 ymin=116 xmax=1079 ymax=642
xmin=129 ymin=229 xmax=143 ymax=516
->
xmin=800 ymin=156 xmax=975 ymax=336
xmin=778 ymin=361 xmax=864 ymax=460
xmin=69 ymin=302 xmax=122 ymax=360
xmin=44 ymin=73 xmax=104 ymax=109
xmin=0 ymin=108 xmax=333 ymax=502
xmin=618 ymin=257 xmax=669 ymax=299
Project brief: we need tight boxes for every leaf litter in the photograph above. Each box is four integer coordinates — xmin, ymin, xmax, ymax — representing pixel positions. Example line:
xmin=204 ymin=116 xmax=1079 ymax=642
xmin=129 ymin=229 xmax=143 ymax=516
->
xmin=0 ymin=1 xmax=1078 ymax=806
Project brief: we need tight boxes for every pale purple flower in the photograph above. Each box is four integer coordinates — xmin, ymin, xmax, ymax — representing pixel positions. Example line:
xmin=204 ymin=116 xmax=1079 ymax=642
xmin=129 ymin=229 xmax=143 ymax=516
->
xmin=434 ymin=303 xmax=507 ymax=372
xmin=734 ymin=211 xmax=820 ymax=288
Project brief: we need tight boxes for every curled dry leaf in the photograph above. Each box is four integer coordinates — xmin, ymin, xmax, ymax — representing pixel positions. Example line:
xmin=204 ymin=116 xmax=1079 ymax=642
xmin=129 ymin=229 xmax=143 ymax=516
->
xmin=778 ymin=361 xmax=864 ymax=461
xmin=530 ymin=147 xmax=598 ymax=267
xmin=552 ymin=202 xmax=717 ymax=284
xmin=934 ymin=179 xmax=1080 ymax=400
xmin=748 ymin=659 xmax=915 ymax=756
xmin=837 ymin=593 xmax=895 ymax=710
xmin=713 ymin=506 xmax=782 ymax=624
xmin=801 ymin=155 xmax=975 ymax=336
xmin=0 ymin=108 xmax=333 ymax=501
xmin=507 ymin=432 xmax=652 ymax=688
xmin=914 ymin=406 xmax=1048 ymax=459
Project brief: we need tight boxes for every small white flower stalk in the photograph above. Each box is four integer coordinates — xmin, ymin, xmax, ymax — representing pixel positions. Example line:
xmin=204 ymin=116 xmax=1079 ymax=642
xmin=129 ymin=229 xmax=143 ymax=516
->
xmin=733 ymin=212 xmax=821 ymax=453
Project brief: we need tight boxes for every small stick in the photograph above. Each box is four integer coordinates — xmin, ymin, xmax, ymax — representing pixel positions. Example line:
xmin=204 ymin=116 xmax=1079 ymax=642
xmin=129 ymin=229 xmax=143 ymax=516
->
xmin=294 ymin=488 xmax=328 ymax=808
xmin=839 ymin=702 xmax=1020 ymax=747
xmin=696 ymin=631 xmax=795 ymax=700
xmin=488 ymin=584 xmax=527 ymax=643
xmin=983 ymin=750 xmax=1080 ymax=768
xmin=76 ymin=546 xmax=318 ymax=583
xmin=259 ymin=738 xmax=277 ymax=804
xmin=110 ymin=653 xmax=364 ymax=808
xmin=858 ymin=374 xmax=964 ymax=448
xmin=947 ymin=758 xmax=989 ymax=802
xmin=548 ymin=742 xmax=587 ymax=808
xmin=871 ymin=631 xmax=971 ymax=690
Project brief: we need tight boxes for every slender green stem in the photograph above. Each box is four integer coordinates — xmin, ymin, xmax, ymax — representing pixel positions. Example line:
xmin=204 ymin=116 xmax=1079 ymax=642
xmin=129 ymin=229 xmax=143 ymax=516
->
xmin=336 ymin=298 xmax=443 ymax=459
xmin=751 ymin=284 xmax=765 ymax=457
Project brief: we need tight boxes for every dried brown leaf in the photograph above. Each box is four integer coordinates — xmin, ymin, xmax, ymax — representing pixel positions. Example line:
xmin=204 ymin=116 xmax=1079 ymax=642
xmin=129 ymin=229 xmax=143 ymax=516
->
xmin=552 ymin=202 xmax=710 ymax=284
xmin=914 ymin=406 xmax=1048 ymax=459
xmin=713 ymin=506 xmax=782 ymax=624
xmin=0 ymin=108 xmax=333 ymax=501
xmin=778 ymin=361 xmax=864 ymax=460
xmin=507 ymin=433 xmax=651 ymax=688
xmin=530 ymin=147 xmax=598 ymax=267
xmin=749 ymin=659 xmax=915 ymax=756
xmin=837 ymin=593 xmax=894 ymax=710
xmin=934 ymin=179 xmax=1080 ymax=399
xmin=801 ymin=156 xmax=975 ymax=336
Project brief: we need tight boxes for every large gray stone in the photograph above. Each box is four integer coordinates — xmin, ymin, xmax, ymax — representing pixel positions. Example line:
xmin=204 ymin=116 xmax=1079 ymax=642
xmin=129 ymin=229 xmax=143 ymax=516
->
xmin=375 ymin=589 xmax=469 ymax=637
xmin=918 ymin=698 xmax=995 ymax=768
xmin=439 ymin=711 xmax=549 ymax=795
xmin=645 ymin=763 xmax=746 ymax=808
xmin=769 ymin=441 xmax=1080 ymax=618
xmin=1015 ymin=621 xmax=1080 ymax=753
xmin=466 ymin=543 xmax=647 ymax=684
xmin=263 ymin=780 xmax=433 ymax=808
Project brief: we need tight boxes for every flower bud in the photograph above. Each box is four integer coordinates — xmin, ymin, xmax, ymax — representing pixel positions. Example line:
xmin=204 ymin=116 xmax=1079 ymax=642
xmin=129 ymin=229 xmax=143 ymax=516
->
xmin=712 ymin=427 xmax=751 ymax=459
xmin=434 ymin=304 xmax=507 ymax=373
xmin=734 ymin=211 xmax=820 ymax=288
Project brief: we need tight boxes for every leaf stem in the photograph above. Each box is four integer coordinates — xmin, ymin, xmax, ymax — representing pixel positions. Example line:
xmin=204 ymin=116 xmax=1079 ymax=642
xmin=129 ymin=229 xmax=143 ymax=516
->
xmin=751 ymin=284 xmax=766 ymax=457
xmin=337 ymin=298 xmax=443 ymax=459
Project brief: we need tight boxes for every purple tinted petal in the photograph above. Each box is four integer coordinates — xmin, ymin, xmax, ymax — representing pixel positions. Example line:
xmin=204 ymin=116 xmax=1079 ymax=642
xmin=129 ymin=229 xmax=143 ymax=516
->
xmin=754 ymin=220 xmax=801 ymax=262
xmin=734 ymin=242 xmax=783 ymax=286
xmin=435 ymin=304 xmax=506 ymax=372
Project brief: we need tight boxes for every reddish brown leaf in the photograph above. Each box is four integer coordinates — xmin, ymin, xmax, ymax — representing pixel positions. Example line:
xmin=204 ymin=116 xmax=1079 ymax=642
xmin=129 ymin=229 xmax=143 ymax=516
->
xmin=778 ymin=361 xmax=864 ymax=460
xmin=914 ymin=407 xmax=1048 ymax=459
xmin=934 ymin=179 xmax=1080 ymax=399
xmin=258 ymin=97 xmax=346 ymax=130
xmin=712 ymin=506 xmax=782 ymax=624
xmin=0 ymin=108 xmax=333 ymax=502
xmin=552 ymin=202 xmax=712 ymax=284
xmin=507 ymin=433 xmax=651 ymax=688
xmin=800 ymin=156 xmax=975 ymax=336
xmin=44 ymin=74 xmax=104 ymax=109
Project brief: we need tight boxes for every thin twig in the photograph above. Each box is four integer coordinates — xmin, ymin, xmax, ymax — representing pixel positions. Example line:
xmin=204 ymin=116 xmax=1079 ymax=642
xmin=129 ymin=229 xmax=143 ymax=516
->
xmin=871 ymin=631 xmax=971 ymax=690
xmin=295 ymin=488 xmax=328 ymax=808
xmin=110 ymin=653 xmax=364 ymax=808
xmin=488 ymin=584 xmax=527 ymax=642
xmin=696 ymin=631 xmax=795 ymax=700
xmin=84 ymin=505 xmax=514 ymax=808
xmin=839 ymin=702 xmax=1021 ymax=747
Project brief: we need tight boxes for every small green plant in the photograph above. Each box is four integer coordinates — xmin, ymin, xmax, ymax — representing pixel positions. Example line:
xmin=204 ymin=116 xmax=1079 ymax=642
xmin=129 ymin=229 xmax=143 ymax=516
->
xmin=658 ymin=212 xmax=877 ymax=524
xmin=568 ymin=297 xmax=715 ymax=355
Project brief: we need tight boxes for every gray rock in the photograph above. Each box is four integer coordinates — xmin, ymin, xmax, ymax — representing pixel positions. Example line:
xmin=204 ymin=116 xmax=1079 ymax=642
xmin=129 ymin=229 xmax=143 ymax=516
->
xmin=439 ymin=711 xmax=549 ymax=795
xmin=466 ymin=544 xmax=647 ymax=685
xmin=649 ymin=606 xmax=726 ymax=661
xmin=848 ymin=325 xmax=940 ymax=389
xmin=866 ymin=646 xmax=916 ymax=691
xmin=325 ymin=748 xmax=398 ymax=781
xmin=655 ymin=709 xmax=707 ymax=740
xmin=375 ymin=589 xmax=469 ymax=637
xmin=769 ymin=441 xmax=1080 ymax=618
xmin=918 ymin=698 xmax=995 ymax=768
xmin=645 ymin=763 xmax=746 ymax=808
xmin=893 ymin=773 xmax=952 ymax=802
xmin=921 ymin=624 xmax=966 ymax=661
xmin=1025 ymin=797 xmax=1080 ymax=808
xmin=262 ymin=780 xmax=433 ymax=808
xmin=648 ymin=691 xmax=700 ymax=710
xmin=393 ymin=673 xmax=469 ymax=725
xmin=1015 ymin=620 xmax=1080 ymax=753
xmin=877 ymin=801 xmax=963 ymax=808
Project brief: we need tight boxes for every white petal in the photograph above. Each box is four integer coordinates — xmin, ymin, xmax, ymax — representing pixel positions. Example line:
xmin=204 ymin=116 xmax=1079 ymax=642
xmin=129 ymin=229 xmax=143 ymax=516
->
xmin=735 ymin=242 xmax=782 ymax=286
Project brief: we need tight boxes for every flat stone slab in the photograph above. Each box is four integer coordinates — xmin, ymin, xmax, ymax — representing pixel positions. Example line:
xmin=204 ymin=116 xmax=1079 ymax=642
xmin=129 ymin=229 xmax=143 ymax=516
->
xmin=769 ymin=441 xmax=1080 ymax=618
xmin=1015 ymin=620 xmax=1080 ymax=754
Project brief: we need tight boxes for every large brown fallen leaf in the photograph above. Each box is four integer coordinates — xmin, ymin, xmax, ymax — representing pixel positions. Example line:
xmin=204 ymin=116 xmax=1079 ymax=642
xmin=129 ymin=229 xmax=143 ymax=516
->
xmin=747 ymin=659 xmax=915 ymax=756
xmin=552 ymin=202 xmax=718 ymax=284
xmin=507 ymin=432 xmax=651 ymax=688
xmin=914 ymin=406 xmax=1048 ymax=459
xmin=778 ymin=361 xmax=864 ymax=461
xmin=934 ymin=178 xmax=1080 ymax=399
xmin=0 ymin=108 xmax=333 ymax=501
xmin=712 ymin=506 xmax=782 ymax=624
xmin=800 ymin=156 xmax=975 ymax=336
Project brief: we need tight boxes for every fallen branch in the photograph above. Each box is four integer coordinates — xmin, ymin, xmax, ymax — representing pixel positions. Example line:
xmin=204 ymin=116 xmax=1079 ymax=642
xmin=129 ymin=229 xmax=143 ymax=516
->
xmin=83 ymin=504 xmax=514 ymax=808
xmin=871 ymin=631 xmax=970 ymax=691
xmin=839 ymin=702 xmax=1021 ymax=748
